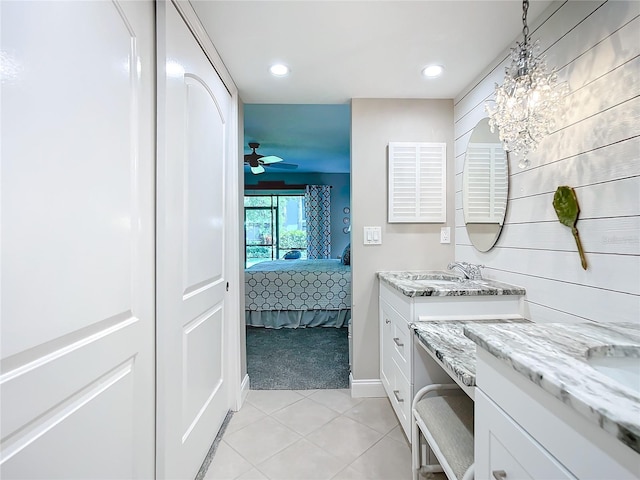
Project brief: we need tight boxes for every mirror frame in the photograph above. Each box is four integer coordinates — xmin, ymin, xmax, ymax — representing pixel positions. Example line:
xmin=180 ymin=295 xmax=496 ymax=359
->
xmin=462 ymin=118 xmax=509 ymax=252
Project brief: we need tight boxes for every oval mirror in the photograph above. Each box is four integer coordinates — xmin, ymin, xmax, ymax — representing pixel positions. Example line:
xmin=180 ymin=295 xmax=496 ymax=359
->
xmin=462 ymin=118 xmax=509 ymax=252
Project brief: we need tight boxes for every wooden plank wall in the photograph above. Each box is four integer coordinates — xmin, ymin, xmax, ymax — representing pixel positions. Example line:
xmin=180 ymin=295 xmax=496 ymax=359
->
xmin=454 ymin=1 xmax=640 ymax=324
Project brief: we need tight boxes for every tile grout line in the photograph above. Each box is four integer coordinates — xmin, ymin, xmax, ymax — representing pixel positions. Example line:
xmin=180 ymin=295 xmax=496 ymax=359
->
xmin=205 ymin=390 xmax=411 ymax=480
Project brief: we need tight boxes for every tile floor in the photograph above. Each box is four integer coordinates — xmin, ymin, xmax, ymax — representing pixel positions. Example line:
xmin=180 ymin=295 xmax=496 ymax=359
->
xmin=203 ymin=389 xmax=412 ymax=480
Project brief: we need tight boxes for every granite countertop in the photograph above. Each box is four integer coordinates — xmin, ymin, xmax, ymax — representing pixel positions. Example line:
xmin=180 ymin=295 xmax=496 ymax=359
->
xmin=464 ymin=322 xmax=640 ymax=454
xmin=377 ymin=270 xmax=526 ymax=298
xmin=412 ymin=319 xmax=529 ymax=387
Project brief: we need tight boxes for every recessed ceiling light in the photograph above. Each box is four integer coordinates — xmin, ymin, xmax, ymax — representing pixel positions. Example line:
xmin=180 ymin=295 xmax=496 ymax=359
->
xmin=269 ymin=64 xmax=290 ymax=76
xmin=422 ymin=64 xmax=444 ymax=78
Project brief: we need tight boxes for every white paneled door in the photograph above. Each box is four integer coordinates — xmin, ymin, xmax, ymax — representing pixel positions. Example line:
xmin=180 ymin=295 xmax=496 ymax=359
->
xmin=1 ymin=1 xmax=155 ymax=479
xmin=156 ymin=2 xmax=234 ymax=478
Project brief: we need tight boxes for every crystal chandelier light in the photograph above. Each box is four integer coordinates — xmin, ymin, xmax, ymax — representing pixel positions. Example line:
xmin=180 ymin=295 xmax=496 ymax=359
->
xmin=486 ymin=0 xmax=568 ymax=169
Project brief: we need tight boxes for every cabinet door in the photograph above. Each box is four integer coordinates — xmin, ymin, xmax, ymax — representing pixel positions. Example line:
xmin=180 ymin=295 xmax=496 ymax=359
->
xmin=475 ymin=390 xmax=576 ymax=480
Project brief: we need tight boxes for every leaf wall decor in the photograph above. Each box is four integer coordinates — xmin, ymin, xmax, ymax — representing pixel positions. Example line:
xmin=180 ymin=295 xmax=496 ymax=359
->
xmin=552 ymin=186 xmax=587 ymax=270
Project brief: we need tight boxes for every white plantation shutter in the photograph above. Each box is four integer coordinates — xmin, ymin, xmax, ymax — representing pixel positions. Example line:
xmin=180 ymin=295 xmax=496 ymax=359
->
xmin=463 ymin=143 xmax=508 ymax=223
xmin=388 ymin=142 xmax=446 ymax=223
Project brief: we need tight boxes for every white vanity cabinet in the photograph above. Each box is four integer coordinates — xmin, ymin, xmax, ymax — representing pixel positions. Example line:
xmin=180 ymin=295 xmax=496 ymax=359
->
xmin=379 ymin=280 xmax=523 ymax=441
xmin=474 ymin=348 xmax=640 ymax=480
xmin=379 ymin=284 xmax=453 ymax=440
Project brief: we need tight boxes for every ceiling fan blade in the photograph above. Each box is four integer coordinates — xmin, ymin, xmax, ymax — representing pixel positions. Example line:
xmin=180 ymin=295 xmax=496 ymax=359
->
xmin=267 ymin=162 xmax=298 ymax=170
xmin=251 ymin=165 xmax=265 ymax=174
xmin=260 ymin=155 xmax=283 ymax=164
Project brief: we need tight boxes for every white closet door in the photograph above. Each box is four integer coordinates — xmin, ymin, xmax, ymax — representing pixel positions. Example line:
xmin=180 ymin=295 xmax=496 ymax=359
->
xmin=1 ymin=1 xmax=155 ymax=478
xmin=155 ymin=2 xmax=233 ymax=478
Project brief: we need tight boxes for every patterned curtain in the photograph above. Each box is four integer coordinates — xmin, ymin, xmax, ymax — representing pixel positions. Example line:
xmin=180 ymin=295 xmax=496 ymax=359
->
xmin=305 ymin=185 xmax=331 ymax=259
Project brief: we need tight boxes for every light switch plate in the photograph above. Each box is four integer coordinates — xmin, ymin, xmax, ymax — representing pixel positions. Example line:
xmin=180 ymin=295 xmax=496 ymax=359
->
xmin=364 ymin=226 xmax=382 ymax=245
xmin=440 ymin=227 xmax=451 ymax=244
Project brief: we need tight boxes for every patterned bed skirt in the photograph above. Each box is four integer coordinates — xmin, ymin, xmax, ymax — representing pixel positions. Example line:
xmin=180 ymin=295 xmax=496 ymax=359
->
xmin=245 ymin=309 xmax=351 ymax=329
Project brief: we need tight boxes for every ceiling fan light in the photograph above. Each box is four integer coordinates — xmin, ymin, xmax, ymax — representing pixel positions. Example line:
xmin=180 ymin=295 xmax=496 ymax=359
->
xmin=422 ymin=64 xmax=444 ymax=78
xmin=269 ymin=64 xmax=290 ymax=76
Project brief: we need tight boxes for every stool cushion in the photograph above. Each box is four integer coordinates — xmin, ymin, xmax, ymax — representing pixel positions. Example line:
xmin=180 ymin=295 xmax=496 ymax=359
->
xmin=415 ymin=394 xmax=474 ymax=480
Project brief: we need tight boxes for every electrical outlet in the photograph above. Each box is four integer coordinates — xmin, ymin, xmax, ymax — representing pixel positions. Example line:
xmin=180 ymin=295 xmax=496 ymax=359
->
xmin=440 ymin=227 xmax=451 ymax=244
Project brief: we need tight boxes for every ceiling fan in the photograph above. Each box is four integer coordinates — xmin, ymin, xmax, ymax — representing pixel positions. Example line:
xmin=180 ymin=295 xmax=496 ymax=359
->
xmin=244 ymin=142 xmax=298 ymax=174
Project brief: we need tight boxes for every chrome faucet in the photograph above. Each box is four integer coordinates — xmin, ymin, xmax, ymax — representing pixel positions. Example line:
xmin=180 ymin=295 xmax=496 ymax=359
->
xmin=447 ymin=261 xmax=484 ymax=280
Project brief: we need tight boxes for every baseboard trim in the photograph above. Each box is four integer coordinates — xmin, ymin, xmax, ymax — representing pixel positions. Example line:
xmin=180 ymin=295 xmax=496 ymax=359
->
xmin=349 ymin=374 xmax=386 ymax=398
xmin=239 ymin=374 xmax=250 ymax=409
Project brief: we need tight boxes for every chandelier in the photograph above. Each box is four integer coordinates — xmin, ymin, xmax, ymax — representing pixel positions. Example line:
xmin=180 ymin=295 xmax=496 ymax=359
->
xmin=486 ymin=0 xmax=568 ymax=169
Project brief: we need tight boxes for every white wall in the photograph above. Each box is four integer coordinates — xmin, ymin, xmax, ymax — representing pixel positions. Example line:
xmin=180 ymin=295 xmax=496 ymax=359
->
xmin=244 ymin=171 xmax=351 ymax=257
xmin=351 ymin=99 xmax=455 ymax=381
xmin=455 ymin=1 xmax=640 ymax=325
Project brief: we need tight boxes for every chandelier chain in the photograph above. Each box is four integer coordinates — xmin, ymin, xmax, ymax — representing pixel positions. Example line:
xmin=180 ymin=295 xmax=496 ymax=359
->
xmin=522 ymin=0 xmax=529 ymax=43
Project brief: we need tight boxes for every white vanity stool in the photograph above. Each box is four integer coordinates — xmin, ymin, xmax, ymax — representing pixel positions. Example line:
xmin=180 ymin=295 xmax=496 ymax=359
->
xmin=411 ymin=384 xmax=474 ymax=480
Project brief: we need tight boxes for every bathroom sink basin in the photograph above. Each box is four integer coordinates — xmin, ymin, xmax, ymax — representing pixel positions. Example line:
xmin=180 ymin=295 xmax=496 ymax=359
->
xmin=586 ymin=347 xmax=640 ymax=395
xmin=411 ymin=279 xmax=466 ymax=287
xmin=402 ymin=272 xmax=464 ymax=283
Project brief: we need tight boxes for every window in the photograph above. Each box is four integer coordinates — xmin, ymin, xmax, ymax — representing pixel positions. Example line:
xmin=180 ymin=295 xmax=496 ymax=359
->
xmin=244 ymin=194 xmax=307 ymax=267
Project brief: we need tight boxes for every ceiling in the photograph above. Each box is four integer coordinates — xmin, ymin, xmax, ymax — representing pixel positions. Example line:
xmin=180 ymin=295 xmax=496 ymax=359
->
xmin=243 ymin=104 xmax=351 ymax=174
xmin=190 ymin=0 xmax=554 ymax=174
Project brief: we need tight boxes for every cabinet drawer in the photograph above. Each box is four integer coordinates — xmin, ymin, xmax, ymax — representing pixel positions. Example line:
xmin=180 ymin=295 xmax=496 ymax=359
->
xmin=380 ymin=298 xmax=411 ymax=380
xmin=476 ymin=390 xmax=576 ymax=480
xmin=388 ymin=358 xmax=412 ymax=440
xmin=391 ymin=314 xmax=410 ymax=378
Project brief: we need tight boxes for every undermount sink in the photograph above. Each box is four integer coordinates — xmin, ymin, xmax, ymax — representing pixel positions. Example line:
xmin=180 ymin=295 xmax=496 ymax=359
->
xmin=412 ymin=279 xmax=466 ymax=287
xmin=586 ymin=346 xmax=640 ymax=395
xmin=399 ymin=272 xmax=464 ymax=282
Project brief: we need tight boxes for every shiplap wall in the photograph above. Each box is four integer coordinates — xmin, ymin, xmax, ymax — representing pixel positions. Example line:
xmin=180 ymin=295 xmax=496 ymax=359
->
xmin=454 ymin=1 xmax=640 ymax=324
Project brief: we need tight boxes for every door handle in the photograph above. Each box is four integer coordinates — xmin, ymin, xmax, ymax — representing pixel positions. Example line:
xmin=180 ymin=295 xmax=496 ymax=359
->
xmin=385 ymin=318 xmax=391 ymax=324
xmin=393 ymin=337 xmax=404 ymax=347
xmin=492 ymin=470 xmax=507 ymax=480
xmin=393 ymin=390 xmax=404 ymax=403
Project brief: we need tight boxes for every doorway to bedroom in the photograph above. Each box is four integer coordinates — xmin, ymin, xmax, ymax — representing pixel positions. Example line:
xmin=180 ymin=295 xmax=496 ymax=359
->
xmin=242 ymin=103 xmax=351 ymax=392
xmin=243 ymin=187 xmax=351 ymax=390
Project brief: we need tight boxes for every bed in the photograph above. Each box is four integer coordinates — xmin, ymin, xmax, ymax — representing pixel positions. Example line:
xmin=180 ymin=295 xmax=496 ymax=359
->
xmin=245 ymin=259 xmax=351 ymax=328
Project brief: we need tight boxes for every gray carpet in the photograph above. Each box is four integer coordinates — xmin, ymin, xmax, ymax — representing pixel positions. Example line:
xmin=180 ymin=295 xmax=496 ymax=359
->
xmin=246 ymin=326 xmax=350 ymax=390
